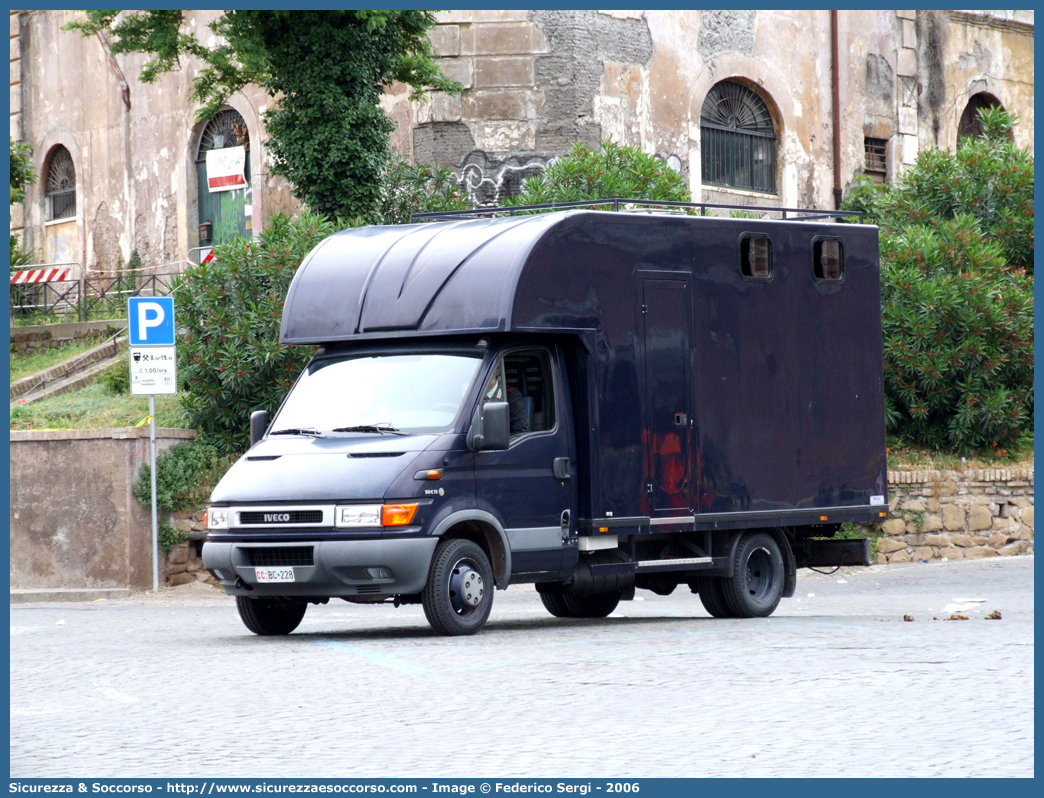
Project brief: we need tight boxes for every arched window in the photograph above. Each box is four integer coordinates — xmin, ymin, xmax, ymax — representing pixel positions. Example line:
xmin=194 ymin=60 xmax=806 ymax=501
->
xmin=45 ymin=145 xmax=76 ymax=220
xmin=957 ymin=92 xmax=1004 ymax=144
xmin=700 ymin=81 xmax=777 ymax=194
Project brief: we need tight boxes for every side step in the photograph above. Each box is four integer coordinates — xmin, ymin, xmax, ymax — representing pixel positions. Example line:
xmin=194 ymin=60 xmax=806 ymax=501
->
xmin=590 ymin=556 xmax=722 ymax=577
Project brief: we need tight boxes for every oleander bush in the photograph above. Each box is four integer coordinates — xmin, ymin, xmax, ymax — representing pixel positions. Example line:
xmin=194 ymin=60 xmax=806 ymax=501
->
xmin=175 ymin=212 xmax=341 ymax=453
xmin=504 ymin=140 xmax=691 ymax=207
xmin=843 ymin=107 xmax=1033 ymax=453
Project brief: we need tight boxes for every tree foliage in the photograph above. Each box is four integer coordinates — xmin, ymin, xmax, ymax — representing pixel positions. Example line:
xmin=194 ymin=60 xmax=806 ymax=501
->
xmin=10 ymin=138 xmax=36 ymax=204
xmin=10 ymin=138 xmax=38 ymax=270
xmin=504 ymin=141 xmax=691 ymax=207
xmin=66 ymin=11 xmax=460 ymax=221
xmin=842 ymin=108 xmax=1033 ymax=452
xmin=175 ymin=212 xmax=341 ymax=453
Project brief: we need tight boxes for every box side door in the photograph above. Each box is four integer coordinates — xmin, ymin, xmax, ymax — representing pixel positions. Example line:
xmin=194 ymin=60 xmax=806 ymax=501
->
xmin=640 ymin=273 xmax=694 ymax=517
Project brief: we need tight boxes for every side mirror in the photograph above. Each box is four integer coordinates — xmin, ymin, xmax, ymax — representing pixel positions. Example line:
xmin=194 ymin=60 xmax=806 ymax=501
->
xmin=250 ymin=410 xmax=270 ymax=447
xmin=472 ymin=401 xmax=510 ymax=451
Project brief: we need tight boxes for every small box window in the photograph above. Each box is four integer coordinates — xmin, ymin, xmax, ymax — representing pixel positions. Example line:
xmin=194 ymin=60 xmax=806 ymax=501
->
xmin=814 ymin=238 xmax=844 ymax=281
xmin=740 ymin=235 xmax=773 ymax=279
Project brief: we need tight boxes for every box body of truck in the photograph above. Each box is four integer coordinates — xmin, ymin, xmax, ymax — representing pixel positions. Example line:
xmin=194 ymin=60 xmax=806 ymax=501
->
xmin=203 ymin=208 xmax=888 ymax=635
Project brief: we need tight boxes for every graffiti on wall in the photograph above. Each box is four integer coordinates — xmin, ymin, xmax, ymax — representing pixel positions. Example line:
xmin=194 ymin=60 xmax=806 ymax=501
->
xmin=455 ymin=151 xmax=550 ymax=206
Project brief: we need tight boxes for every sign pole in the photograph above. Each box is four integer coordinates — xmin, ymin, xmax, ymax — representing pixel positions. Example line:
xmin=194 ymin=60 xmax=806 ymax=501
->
xmin=128 ymin=296 xmax=177 ymax=594
xmin=149 ymin=394 xmax=158 ymax=592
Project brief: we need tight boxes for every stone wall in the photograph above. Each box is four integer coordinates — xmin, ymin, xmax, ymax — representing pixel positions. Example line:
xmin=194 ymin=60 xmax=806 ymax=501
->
xmin=10 ymin=319 xmax=122 ymax=353
xmin=872 ymin=468 xmax=1034 ymax=563
xmin=383 ymin=10 xmax=1035 ymax=208
xmin=10 ymin=427 xmax=197 ymax=591
xmin=164 ymin=509 xmax=219 ymax=588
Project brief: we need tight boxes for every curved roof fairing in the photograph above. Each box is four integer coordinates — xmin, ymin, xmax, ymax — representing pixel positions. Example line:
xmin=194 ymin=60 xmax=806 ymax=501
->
xmin=280 ymin=213 xmax=571 ymax=344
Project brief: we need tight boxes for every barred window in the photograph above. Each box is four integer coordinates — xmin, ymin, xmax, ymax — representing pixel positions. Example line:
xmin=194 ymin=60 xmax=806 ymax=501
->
xmin=864 ymin=137 xmax=888 ymax=184
xmin=45 ymin=146 xmax=76 ymax=221
xmin=701 ymin=81 xmax=777 ymax=194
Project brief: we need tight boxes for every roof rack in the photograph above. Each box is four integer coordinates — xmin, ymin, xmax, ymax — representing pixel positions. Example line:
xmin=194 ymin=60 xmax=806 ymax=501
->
xmin=411 ymin=198 xmax=863 ymax=224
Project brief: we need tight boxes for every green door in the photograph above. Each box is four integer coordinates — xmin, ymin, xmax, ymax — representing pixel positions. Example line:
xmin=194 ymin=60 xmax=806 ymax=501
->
xmin=196 ymin=109 xmax=253 ymax=246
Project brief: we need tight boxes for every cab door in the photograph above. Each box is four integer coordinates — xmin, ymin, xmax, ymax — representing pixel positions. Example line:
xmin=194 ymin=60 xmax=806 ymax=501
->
xmin=640 ymin=273 xmax=694 ymax=516
xmin=473 ymin=346 xmax=576 ymax=579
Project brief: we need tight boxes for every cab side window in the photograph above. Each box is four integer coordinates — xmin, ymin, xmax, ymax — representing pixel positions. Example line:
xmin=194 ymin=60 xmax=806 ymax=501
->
xmin=502 ymin=350 xmax=556 ymax=440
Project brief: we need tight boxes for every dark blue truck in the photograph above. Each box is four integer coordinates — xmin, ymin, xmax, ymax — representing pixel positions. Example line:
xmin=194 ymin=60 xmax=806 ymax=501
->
xmin=202 ymin=203 xmax=888 ymax=636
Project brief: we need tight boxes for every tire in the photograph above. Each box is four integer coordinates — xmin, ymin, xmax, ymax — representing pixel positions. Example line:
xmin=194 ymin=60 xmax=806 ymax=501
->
xmin=539 ymin=589 xmax=621 ymax=618
xmin=236 ymin=595 xmax=307 ymax=635
xmin=562 ymin=591 xmax=622 ymax=618
xmin=693 ymin=576 xmax=734 ymax=618
xmin=422 ymin=538 xmax=495 ymax=636
xmin=722 ymin=532 xmax=785 ymax=618
xmin=539 ymin=591 xmax=572 ymax=618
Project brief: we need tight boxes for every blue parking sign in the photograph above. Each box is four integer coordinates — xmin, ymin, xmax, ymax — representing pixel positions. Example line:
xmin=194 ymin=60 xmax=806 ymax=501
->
xmin=128 ymin=297 xmax=175 ymax=345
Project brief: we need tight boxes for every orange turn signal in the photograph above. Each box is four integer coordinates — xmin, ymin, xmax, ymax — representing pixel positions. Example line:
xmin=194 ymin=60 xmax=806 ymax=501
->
xmin=426 ymin=469 xmax=442 ymax=480
xmin=382 ymin=503 xmax=419 ymax=527
xmin=599 ymin=526 xmax=609 ymax=533
xmin=879 ymin=512 xmax=888 ymax=518
xmin=820 ymin=516 xmax=829 ymax=521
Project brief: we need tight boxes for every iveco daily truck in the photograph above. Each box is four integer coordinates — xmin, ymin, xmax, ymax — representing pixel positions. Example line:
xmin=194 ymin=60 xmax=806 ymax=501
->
xmin=202 ymin=203 xmax=888 ymax=636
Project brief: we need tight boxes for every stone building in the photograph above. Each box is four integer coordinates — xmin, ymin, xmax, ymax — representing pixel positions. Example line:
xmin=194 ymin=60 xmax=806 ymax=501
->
xmin=9 ymin=9 xmax=1034 ymax=273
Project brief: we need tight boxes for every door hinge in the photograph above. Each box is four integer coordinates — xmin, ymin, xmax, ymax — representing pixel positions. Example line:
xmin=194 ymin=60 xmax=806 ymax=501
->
xmin=646 ymin=483 xmax=654 ymax=494
xmin=641 ymin=304 xmax=648 ymax=314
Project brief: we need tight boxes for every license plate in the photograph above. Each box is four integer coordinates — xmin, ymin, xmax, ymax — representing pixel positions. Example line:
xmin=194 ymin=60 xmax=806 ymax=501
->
xmin=255 ymin=567 xmax=295 ymax=583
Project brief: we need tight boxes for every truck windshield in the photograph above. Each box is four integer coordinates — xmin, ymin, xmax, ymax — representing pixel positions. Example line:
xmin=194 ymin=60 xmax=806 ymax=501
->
xmin=271 ymin=353 xmax=483 ymax=435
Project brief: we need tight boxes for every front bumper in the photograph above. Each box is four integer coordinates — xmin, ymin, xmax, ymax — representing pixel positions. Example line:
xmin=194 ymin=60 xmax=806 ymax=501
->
xmin=202 ymin=536 xmax=439 ymax=598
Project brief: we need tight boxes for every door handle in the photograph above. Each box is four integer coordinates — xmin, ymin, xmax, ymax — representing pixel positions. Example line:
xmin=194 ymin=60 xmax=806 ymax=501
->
xmin=674 ymin=412 xmax=688 ymax=426
xmin=560 ymin=509 xmax=570 ymax=529
xmin=553 ymin=457 xmax=571 ymax=480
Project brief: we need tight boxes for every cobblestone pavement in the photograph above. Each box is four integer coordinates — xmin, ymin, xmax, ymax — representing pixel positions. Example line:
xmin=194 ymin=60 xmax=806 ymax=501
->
xmin=10 ymin=556 xmax=1033 ymax=778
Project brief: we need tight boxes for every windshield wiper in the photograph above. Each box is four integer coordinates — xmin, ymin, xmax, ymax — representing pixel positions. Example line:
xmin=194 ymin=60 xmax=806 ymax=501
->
xmin=332 ymin=423 xmax=407 ymax=436
xmin=269 ymin=427 xmax=325 ymax=437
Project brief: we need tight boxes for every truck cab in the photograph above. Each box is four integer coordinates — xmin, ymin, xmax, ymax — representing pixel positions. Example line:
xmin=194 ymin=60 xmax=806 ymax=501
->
xmin=203 ymin=205 xmax=888 ymax=635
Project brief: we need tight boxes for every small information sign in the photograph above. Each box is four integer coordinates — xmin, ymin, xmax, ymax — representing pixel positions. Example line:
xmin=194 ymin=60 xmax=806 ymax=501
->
xmin=129 ymin=346 xmax=177 ymax=395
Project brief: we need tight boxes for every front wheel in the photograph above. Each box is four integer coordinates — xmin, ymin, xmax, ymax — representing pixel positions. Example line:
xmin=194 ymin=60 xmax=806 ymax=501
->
xmin=422 ymin=539 xmax=495 ymax=636
xmin=722 ymin=532 xmax=785 ymax=618
xmin=236 ymin=596 xmax=307 ymax=635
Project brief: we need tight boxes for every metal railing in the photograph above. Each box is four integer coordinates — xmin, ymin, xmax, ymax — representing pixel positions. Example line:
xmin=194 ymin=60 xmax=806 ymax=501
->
xmin=10 ymin=270 xmax=182 ymax=323
xmin=412 ymin=198 xmax=863 ymax=224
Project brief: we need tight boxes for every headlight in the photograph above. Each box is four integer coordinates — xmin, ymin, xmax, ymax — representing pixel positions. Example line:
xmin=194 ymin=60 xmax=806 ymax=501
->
xmin=207 ymin=508 xmax=229 ymax=530
xmin=335 ymin=504 xmax=382 ymax=528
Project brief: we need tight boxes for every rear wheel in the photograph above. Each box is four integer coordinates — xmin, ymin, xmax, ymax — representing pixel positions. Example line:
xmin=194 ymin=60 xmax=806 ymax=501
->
xmin=692 ymin=576 xmax=734 ymax=618
xmin=422 ymin=538 xmax=495 ymax=636
xmin=539 ymin=589 xmax=621 ymax=618
xmin=722 ymin=532 xmax=785 ymax=618
xmin=539 ymin=591 xmax=572 ymax=618
xmin=236 ymin=596 xmax=307 ymax=635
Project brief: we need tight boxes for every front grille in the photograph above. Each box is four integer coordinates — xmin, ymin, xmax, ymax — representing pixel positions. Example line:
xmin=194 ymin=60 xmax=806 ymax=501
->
xmin=245 ymin=547 xmax=315 ymax=567
xmin=356 ymin=585 xmax=382 ymax=594
xmin=240 ymin=510 xmax=323 ymax=525
xmin=348 ymin=452 xmax=404 ymax=458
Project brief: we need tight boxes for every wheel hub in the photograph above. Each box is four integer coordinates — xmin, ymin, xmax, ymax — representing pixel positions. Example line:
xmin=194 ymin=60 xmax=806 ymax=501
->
xmin=745 ymin=547 xmax=776 ymax=601
xmin=448 ymin=560 xmax=485 ymax=614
